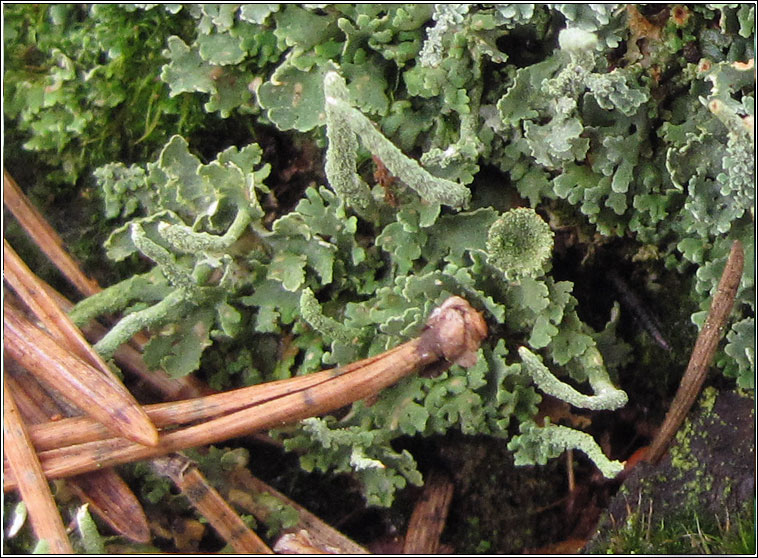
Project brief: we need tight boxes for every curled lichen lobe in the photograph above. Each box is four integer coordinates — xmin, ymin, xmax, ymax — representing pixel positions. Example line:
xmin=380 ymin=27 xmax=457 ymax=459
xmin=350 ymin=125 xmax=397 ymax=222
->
xmin=419 ymin=296 xmax=488 ymax=368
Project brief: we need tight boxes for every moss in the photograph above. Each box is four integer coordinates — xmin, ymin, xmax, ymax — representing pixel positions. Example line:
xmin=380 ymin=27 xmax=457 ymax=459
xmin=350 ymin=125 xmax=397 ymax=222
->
xmin=585 ymin=389 xmax=754 ymax=554
xmin=593 ymin=498 xmax=755 ymax=554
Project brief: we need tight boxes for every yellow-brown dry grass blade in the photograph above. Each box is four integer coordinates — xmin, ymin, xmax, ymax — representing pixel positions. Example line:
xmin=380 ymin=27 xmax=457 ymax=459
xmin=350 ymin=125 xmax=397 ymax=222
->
xmin=151 ymin=455 xmax=272 ymax=553
xmin=3 ymin=378 xmax=74 ymax=553
xmin=3 ymin=169 xmax=101 ymax=297
xmin=4 ymin=301 xmax=158 ymax=447
xmin=7 ymin=372 xmax=151 ymax=543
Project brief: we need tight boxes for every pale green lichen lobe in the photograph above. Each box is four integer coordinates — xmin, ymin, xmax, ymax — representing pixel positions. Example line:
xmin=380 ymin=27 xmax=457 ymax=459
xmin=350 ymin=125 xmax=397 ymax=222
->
xmin=558 ymin=28 xmax=598 ymax=52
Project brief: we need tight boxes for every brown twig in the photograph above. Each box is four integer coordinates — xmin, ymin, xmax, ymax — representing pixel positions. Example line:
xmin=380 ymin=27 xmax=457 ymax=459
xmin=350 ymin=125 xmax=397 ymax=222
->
xmin=25 ymin=346 xmax=445 ymax=452
xmin=150 ymin=454 xmax=272 ymax=553
xmin=25 ymin=365 xmax=388 ymax=452
xmin=403 ymin=470 xmax=455 ymax=554
xmin=3 ymin=377 xmax=74 ymax=553
xmin=646 ymin=240 xmax=744 ymax=464
xmin=3 ymin=300 xmax=158 ymax=447
xmin=3 ymin=169 xmax=101 ymax=297
xmin=4 ymin=296 xmax=488 ymax=490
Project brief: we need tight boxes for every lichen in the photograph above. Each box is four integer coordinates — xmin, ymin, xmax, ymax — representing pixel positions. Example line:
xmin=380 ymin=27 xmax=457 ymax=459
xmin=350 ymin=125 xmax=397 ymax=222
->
xmin=486 ymin=208 xmax=554 ymax=279
xmin=7 ymin=3 xmax=748 ymax=511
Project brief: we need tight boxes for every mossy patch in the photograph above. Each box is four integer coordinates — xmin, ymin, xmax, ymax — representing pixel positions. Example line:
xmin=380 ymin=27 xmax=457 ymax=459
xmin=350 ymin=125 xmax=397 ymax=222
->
xmin=585 ymin=388 xmax=755 ymax=553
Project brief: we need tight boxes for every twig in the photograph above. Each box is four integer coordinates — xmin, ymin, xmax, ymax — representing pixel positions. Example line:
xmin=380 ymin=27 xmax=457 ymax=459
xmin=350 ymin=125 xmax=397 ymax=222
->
xmin=26 ymin=362 xmax=401 ymax=452
xmin=150 ymin=454 xmax=272 ymax=553
xmin=3 ymin=377 xmax=74 ymax=553
xmin=403 ymin=470 xmax=455 ymax=554
xmin=608 ymin=268 xmax=671 ymax=351
xmin=4 ymin=296 xmax=487 ymax=490
xmin=3 ymin=300 xmax=158 ymax=447
xmin=646 ymin=240 xmax=744 ymax=464
xmin=25 ymin=338 xmax=467 ymax=452
xmin=3 ymin=169 xmax=101 ymax=297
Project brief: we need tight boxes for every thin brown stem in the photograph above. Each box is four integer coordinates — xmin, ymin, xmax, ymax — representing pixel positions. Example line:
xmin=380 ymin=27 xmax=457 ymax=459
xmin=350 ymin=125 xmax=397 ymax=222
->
xmin=646 ymin=240 xmax=744 ymax=464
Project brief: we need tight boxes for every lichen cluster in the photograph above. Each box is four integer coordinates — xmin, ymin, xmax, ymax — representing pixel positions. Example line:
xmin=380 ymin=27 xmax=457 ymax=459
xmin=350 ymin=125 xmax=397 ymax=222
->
xmin=5 ymin=4 xmax=754 ymax=509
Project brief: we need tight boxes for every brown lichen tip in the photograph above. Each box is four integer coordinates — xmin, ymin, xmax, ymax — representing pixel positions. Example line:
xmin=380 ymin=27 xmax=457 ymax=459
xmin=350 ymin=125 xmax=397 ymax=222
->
xmin=419 ymin=296 xmax=488 ymax=368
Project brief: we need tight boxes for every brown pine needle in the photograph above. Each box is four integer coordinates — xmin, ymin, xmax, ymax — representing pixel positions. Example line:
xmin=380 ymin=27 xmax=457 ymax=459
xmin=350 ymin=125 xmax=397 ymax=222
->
xmin=151 ymin=454 xmax=272 ymax=553
xmin=4 ymin=301 xmax=159 ymax=447
xmin=230 ymin=470 xmax=370 ymax=554
xmin=4 ymin=241 xmax=159 ymax=436
xmin=3 ymin=378 xmax=74 ymax=553
xmin=3 ymin=169 xmax=101 ymax=297
xmin=646 ymin=240 xmax=745 ymax=464
xmin=67 ymin=471 xmax=151 ymax=544
xmin=5 ymin=240 xmax=112 ymax=373
xmin=403 ymin=470 xmax=455 ymax=554
xmin=37 ymin=276 xmax=211 ymax=401
xmin=4 ymin=296 xmax=488 ymax=490
xmin=6 ymin=372 xmax=151 ymax=543
xmin=5 ymin=172 xmax=208 ymax=401
xmin=26 ymin=352 xmax=418 ymax=452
